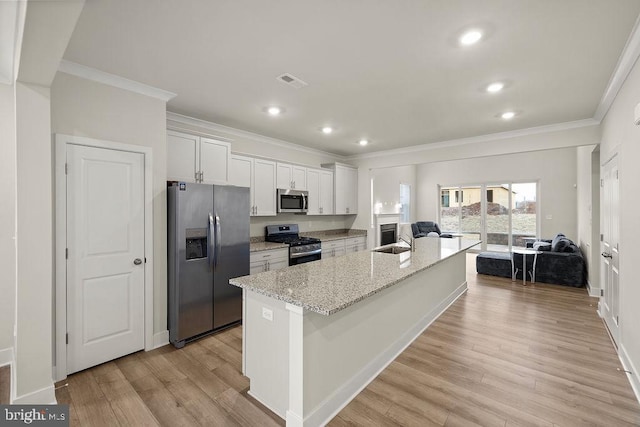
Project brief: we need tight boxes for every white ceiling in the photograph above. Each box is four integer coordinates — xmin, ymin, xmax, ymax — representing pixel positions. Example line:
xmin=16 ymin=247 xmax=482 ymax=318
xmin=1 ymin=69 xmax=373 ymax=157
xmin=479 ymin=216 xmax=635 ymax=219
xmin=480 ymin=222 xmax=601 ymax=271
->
xmin=62 ymin=1 xmax=640 ymax=156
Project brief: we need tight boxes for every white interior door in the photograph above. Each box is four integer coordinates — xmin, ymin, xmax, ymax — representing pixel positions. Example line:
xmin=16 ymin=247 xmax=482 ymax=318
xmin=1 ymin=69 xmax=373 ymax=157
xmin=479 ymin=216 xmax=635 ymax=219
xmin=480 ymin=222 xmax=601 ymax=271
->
xmin=66 ymin=144 xmax=145 ymax=374
xmin=601 ymin=155 xmax=620 ymax=344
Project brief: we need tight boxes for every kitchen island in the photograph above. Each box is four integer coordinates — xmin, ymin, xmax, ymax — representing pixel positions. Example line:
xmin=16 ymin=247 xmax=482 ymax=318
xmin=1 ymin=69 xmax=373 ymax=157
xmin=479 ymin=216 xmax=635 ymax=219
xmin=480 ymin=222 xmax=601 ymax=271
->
xmin=230 ymin=237 xmax=480 ymax=427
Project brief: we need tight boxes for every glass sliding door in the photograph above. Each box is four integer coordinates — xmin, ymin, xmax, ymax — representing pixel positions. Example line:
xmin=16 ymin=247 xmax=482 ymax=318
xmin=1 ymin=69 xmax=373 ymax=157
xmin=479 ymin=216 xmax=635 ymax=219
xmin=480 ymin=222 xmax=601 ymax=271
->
xmin=438 ymin=181 xmax=538 ymax=252
xmin=485 ymin=184 xmax=512 ymax=251
xmin=511 ymin=182 xmax=537 ymax=248
xmin=440 ymin=186 xmax=459 ymax=234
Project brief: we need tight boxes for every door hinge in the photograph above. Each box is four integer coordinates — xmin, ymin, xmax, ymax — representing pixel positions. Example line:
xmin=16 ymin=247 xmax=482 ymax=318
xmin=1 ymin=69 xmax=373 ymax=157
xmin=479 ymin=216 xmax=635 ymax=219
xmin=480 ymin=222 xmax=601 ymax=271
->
xmin=600 ymin=289 xmax=604 ymax=296
xmin=616 ymin=170 xmax=619 ymax=179
xmin=65 ymin=163 xmax=68 ymax=175
xmin=66 ymin=333 xmax=68 ymax=344
xmin=600 ymin=234 xmax=603 ymax=242
xmin=145 ymin=257 xmax=147 ymax=263
xmin=600 ymin=179 xmax=604 ymax=187
xmin=65 ymin=248 xmax=68 ymax=259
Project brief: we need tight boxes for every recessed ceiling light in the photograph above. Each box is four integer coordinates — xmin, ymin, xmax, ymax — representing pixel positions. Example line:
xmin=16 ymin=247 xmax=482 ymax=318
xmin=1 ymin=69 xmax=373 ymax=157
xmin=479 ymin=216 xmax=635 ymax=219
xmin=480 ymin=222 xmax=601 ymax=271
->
xmin=358 ymin=139 xmax=369 ymax=146
xmin=266 ymin=106 xmax=282 ymax=116
xmin=321 ymin=126 xmax=333 ymax=134
xmin=486 ymin=82 xmax=504 ymax=93
xmin=501 ymin=111 xmax=516 ymax=120
xmin=460 ymin=30 xmax=482 ymax=46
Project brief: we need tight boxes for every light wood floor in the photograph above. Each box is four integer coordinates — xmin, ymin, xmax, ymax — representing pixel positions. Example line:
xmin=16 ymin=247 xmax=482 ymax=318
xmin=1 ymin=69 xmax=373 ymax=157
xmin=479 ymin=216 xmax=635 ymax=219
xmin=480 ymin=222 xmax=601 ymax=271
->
xmin=56 ymin=255 xmax=640 ymax=426
xmin=0 ymin=365 xmax=10 ymax=404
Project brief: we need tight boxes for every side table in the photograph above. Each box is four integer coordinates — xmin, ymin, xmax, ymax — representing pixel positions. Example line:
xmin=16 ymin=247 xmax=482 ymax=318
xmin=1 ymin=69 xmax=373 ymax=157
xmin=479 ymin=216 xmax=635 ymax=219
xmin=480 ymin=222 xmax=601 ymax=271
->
xmin=511 ymin=248 xmax=543 ymax=285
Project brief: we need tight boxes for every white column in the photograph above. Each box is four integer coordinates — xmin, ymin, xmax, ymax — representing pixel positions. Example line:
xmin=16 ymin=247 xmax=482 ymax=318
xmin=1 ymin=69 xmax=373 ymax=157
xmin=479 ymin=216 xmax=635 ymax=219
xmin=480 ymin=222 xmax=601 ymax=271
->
xmin=14 ymin=82 xmax=55 ymax=403
xmin=285 ymin=303 xmax=304 ymax=427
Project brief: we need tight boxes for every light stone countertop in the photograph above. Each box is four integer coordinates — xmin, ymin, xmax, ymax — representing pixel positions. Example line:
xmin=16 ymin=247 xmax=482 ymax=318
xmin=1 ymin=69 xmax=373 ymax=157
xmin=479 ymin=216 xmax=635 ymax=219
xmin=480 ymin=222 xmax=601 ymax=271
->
xmin=250 ymin=241 xmax=289 ymax=253
xmin=231 ymin=237 xmax=481 ymax=315
xmin=300 ymin=229 xmax=367 ymax=241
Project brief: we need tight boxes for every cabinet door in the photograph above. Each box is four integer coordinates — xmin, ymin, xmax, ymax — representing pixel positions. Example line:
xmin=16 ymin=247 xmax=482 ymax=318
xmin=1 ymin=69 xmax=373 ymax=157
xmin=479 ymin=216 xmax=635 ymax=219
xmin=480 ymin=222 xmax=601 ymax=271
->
xmin=334 ymin=166 xmax=348 ymax=214
xmin=229 ymin=155 xmax=253 ymax=215
xmin=320 ymin=170 xmax=334 ymax=215
xmin=253 ymin=159 xmax=277 ymax=216
xmin=306 ymin=169 xmax=321 ymax=215
xmin=267 ymin=258 xmax=289 ymax=271
xmin=167 ymin=131 xmax=199 ymax=182
xmin=345 ymin=167 xmax=358 ymax=214
xmin=250 ymin=261 xmax=267 ymax=275
xmin=292 ymin=166 xmax=307 ymax=190
xmin=276 ymin=163 xmax=293 ymax=189
xmin=199 ymin=137 xmax=230 ymax=185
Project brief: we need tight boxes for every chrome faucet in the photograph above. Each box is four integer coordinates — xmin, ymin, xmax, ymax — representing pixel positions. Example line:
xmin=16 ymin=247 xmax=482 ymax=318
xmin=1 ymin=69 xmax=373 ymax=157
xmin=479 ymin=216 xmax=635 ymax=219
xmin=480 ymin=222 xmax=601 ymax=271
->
xmin=398 ymin=234 xmax=415 ymax=252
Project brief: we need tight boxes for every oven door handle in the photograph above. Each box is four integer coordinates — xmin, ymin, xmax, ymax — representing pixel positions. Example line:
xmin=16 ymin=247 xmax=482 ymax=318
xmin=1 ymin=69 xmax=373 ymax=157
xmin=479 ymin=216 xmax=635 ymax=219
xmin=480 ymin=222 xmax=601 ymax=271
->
xmin=290 ymin=248 xmax=322 ymax=259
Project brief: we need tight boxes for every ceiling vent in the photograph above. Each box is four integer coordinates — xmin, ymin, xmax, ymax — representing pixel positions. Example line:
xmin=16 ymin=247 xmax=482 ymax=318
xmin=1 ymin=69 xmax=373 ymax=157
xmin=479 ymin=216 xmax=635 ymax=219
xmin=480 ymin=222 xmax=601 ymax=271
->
xmin=277 ymin=73 xmax=308 ymax=89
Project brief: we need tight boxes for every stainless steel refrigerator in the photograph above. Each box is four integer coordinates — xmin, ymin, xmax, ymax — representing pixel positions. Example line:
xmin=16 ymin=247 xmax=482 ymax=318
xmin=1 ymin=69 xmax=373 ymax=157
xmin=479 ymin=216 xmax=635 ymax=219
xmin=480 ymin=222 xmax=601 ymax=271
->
xmin=167 ymin=182 xmax=250 ymax=348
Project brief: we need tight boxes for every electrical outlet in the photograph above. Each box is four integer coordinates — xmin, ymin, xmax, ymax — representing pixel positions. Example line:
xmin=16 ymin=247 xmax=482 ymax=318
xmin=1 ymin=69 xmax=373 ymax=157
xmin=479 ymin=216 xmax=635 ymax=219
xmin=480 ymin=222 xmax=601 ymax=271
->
xmin=262 ymin=307 xmax=273 ymax=321
xmin=545 ymin=214 xmax=553 ymax=220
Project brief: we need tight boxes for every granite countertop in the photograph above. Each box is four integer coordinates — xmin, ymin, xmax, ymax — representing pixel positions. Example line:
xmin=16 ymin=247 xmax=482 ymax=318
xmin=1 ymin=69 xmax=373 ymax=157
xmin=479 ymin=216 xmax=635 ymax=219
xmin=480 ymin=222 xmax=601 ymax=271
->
xmin=300 ymin=229 xmax=367 ymax=241
xmin=250 ymin=241 xmax=289 ymax=252
xmin=249 ymin=229 xmax=367 ymax=251
xmin=232 ymin=237 xmax=480 ymax=316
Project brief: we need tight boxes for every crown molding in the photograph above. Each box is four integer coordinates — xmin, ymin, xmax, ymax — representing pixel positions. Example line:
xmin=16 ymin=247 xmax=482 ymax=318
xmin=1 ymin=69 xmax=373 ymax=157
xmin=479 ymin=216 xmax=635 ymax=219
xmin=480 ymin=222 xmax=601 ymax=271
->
xmin=594 ymin=14 xmax=640 ymax=121
xmin=58 ymin=60 xmax=176 ymax=101
xmin=167 ymin=111 xmax=347 ymax=160
xmin=346 ymin=118 xmax=600 ymax=161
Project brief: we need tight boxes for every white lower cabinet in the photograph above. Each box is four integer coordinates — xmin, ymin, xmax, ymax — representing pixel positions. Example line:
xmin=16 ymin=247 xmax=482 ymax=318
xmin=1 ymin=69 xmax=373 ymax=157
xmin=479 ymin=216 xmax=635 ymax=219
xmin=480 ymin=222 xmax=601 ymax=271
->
xmin=345 ymin=236 xmax=366 ymax=253
xmin=323 ymin=236 xmax=367 ymax=258
xmin=322 ymin=240 xmax=346 ymax=258
xmin=250 ymin=248 xmax=289 ymax=274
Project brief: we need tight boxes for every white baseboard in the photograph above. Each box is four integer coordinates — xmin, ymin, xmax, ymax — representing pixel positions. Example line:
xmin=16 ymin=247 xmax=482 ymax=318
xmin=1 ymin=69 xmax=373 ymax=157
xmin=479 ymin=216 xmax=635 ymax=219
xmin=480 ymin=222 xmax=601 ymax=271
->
xmin=12 ymin=383 xmax=56 ymax=405
xmin=303 ymin=282 xmax=468 ymax=427
xmin=585 ymin=280 xmax=601 ymax=297
xmin=247 ymin=390 xmax=285 ymax=420
xmin=0 ymin=347 xmax=13 ymax=367
xmin=619 ymin=344 xmax=640 ymax=404
xmin=153 ymin=330 xmax=169 ymax=349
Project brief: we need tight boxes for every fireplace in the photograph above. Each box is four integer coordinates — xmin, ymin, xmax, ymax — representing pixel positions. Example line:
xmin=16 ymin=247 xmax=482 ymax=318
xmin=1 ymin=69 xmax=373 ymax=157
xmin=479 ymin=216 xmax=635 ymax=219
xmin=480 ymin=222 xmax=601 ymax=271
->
xmin=380 ymin=223 xmax=397 ymax=246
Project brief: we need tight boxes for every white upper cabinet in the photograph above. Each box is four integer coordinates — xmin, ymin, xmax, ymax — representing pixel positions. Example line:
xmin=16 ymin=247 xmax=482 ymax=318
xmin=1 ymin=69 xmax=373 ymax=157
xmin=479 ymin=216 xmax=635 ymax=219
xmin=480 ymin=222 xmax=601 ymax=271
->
xmin=253 ymin=159 xmax=277 ymax=216
xmin=319 ymin=169 xmax=334 ymax=215
xmin=307 ymin=168 xmax=334 ymax=215
xmin=167 ymin=131 xmax=199 ymax=182
xmin=167 ymin=130 xmax=229 ymax=184
xmin=323 ymin=163 xmax=357 ymax=215
xmin=199 ymin=136 xmax=230 ymax=184
xmin=277 ymin=162 xmax=307 ymax=190
xmin=229 ymin=154 xmax=276 ymax=216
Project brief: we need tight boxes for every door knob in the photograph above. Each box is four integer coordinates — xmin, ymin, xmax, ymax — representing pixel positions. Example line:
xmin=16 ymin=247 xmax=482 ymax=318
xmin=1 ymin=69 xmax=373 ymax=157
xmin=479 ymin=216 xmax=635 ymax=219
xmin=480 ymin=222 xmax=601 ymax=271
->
xmin=601 ymin=252 xmax=612 ymax=258
xmin=134 ymin=258 xmax=143 ymax=265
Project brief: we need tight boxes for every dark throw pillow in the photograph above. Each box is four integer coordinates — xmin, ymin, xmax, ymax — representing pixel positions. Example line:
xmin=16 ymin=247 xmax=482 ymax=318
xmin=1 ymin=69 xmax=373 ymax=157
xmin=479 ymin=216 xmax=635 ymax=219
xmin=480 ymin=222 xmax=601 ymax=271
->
xmin=553 ymin=237 xmax=571 ymax=252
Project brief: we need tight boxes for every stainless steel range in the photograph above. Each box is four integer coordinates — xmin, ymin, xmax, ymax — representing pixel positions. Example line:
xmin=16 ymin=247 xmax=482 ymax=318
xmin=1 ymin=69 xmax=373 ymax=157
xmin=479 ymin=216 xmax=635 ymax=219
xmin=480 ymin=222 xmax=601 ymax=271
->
xmin=265 ymin=224 xmax=322 ymax=265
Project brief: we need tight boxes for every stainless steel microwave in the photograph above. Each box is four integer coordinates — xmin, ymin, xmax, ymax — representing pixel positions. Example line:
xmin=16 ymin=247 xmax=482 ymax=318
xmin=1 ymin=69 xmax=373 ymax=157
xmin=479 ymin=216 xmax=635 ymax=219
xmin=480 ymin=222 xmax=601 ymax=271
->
xmin=277 ymin=189 xmax=308 ymax=213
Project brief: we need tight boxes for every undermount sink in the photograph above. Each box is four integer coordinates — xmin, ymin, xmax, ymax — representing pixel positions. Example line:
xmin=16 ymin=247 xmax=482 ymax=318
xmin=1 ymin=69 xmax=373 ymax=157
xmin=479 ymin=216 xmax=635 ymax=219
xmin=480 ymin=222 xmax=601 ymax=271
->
xmin=372 ymin=244 xmax=411 ymax=254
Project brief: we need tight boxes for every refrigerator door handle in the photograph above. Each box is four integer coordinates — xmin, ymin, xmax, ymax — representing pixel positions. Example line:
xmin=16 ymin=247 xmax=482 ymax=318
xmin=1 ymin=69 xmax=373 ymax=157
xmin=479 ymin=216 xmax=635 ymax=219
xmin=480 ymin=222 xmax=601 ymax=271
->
xmin=215 ymin=213 xmax=221 ymax=268
xmin=208 ymin=213 xmax=215 ymax=270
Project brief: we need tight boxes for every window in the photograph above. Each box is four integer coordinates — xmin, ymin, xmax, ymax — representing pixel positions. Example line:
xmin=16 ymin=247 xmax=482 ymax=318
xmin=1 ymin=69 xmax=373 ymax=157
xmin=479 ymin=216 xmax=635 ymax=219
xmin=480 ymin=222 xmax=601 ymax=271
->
xmin=439 ymin=182 xmax=538 ymax=252
xmin=399 ymin=183 xmax=411 ymax=223
xmin=441 ymin=190 xmax=450 ymax=208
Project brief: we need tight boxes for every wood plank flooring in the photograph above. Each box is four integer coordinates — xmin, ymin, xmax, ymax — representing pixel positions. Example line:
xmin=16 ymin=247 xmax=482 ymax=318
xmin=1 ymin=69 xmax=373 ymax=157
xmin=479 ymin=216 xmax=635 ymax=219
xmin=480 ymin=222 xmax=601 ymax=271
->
xmin=0 ymin=365 xmax=10 ymax=404
xmin=57 ymin=254 xmax=640 ymax=426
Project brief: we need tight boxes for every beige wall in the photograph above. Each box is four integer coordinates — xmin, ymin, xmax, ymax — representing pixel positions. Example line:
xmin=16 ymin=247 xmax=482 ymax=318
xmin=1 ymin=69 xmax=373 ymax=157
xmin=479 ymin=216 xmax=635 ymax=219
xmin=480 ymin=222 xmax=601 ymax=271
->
xmin=0 ymin=83 xmax=16 ymax=354
xmin=576 ymin=144 xmax=600 ymax=293
xmin=51 ymin=72 xmax=168 ymax=336
xmin=415 ymin=148 xmax=578 ymax=240
xmin=599 ymin=54 xmax=640 ymax=387
xmin=371 ymin=165 xmax=417 ymax=220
